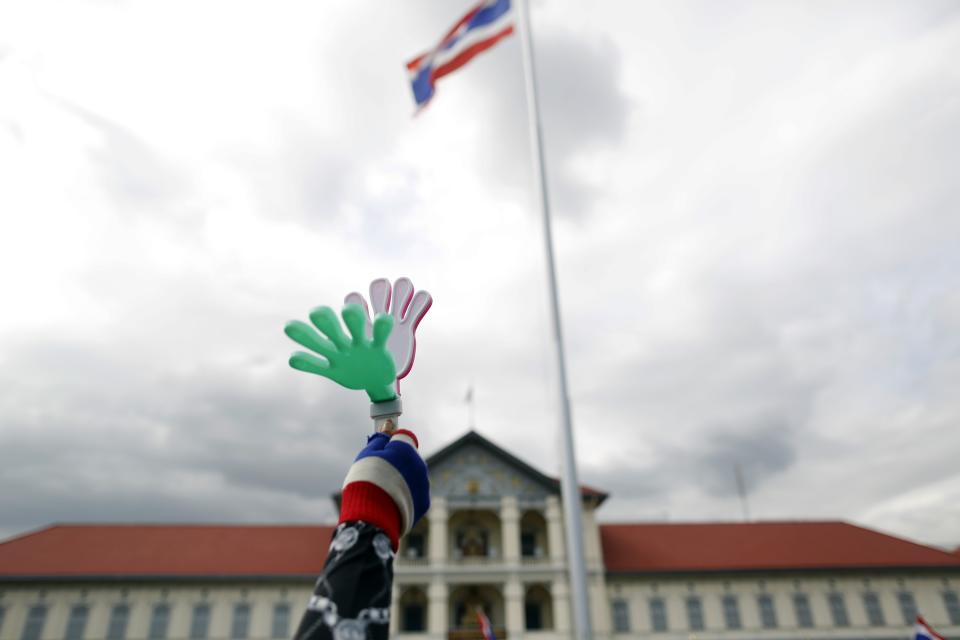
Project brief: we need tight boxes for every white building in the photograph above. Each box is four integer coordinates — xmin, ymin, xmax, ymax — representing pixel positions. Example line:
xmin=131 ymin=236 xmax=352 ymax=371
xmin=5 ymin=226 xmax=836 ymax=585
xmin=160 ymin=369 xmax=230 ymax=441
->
xmin=1 ymin=430 xmax=958 ymax=640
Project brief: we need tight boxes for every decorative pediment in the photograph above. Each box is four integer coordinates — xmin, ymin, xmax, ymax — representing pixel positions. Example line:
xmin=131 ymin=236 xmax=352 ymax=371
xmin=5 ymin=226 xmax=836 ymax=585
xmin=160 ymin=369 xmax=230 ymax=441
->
xmin=426 ymin=431 xmax=558 ymax=500
xmin=332 ymin=430 xmax=607 ymax=511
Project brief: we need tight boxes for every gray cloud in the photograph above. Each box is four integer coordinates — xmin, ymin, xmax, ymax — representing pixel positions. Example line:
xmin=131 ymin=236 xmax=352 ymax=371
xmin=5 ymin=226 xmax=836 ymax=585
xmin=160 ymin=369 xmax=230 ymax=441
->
xmin=688 ymin=419 xmax=798 ymax=498
xmin=2 ymin=1 xmax=960 ymax=551
xmin=467 ymin=28 xmax=631 ymax=219
xmin=0 ymin=335 xmax=364 ymax=536
xmin=537 ymin=30 xmax=631 ymax=215
xmin=53 ymin=98 xmax=192 ymax=211
xmin=579 ymin=416 xmax=800 ymax=518
xmin=229 ymin=117 xmax=359 ymax=226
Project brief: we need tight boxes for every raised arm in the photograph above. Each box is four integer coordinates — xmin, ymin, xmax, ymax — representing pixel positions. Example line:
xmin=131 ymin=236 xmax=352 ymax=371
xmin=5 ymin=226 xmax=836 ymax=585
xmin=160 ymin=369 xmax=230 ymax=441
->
xmin=293 ymin=423 xmax=430 ymax=640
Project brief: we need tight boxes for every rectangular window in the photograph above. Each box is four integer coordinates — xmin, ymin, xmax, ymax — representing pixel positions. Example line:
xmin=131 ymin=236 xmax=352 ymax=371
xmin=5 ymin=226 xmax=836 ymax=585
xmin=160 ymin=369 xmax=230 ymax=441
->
xmin=231 ymin=604 xmax=251 ymax=640
xmin=149 ymin=605 xmax=171 ymax=640
xmin=402 ymin=605 xmax=424 ymax=632
xmin=722 ymin=595 xmax=741 ymax=630
xmin=612 ymin=599 xmax=630 ymax=633
xmin=107 ymin=605 xmax=130 ymax=640
xmin=190 ymin=605 xmax=211 ymax=640
xmin=898 ymin=592 xmax=917 ymax=625
xmin=944 ymin=592 xmax=960 ymax=625
xmin=521 ymin=532 xmax=537 ymax=557
xmin=22 ymin=605 xmax=47 ymax=640
xmin=757 ymin=594 xmax=777 ymax=629
xmin=685 ymin=597 xmax=704 ymax=631
xmin=793 ymin=593 xmax=814 ymax=628
xmin=65 ymin=605 xmax=90 ymax=640
xmin=649 ymin=598 xmax=667 ymax=632
xmin=829 ymin=592 xmax=850 ymax=627
xmin=864 ymin=592 xmax=885 ymax=626
xmin=405 ymin=533 xmax=425 ymax=559
xmin=525 ymin=602 xmax=543 ymax=630
xmin=271 ymin=604 xmax=290 ymax=639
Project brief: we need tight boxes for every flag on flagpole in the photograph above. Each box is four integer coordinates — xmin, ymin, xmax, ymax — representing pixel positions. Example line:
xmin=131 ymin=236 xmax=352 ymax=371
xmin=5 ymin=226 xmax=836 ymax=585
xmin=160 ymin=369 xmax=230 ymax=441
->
xmin=476 ymin=609 xmax=498 ymax=640
xmin=913 ymin=615 xmax=945 ymax=640
xmin=405 ymin=0 xmax=514 ymax=108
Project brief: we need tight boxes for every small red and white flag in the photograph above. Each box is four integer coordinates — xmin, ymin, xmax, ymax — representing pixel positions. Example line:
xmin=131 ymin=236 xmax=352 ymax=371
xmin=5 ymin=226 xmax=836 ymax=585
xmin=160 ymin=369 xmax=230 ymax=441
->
xmin=913 ymin=615 xmax=946 ymax=640
xmin=476 ymin=608 xmax=498 ymax=640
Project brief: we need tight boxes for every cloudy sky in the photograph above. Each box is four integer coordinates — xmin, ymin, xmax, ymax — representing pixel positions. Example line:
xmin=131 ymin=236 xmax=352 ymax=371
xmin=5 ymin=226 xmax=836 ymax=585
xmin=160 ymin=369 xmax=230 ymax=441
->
xmin=1 ymin=0 xmax=959 ymax=549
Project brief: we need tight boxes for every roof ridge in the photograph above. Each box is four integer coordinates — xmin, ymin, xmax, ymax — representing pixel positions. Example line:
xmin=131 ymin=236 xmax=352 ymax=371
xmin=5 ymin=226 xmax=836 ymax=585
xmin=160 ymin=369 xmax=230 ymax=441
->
xmin=0 ymin=523 xmax=57 ymax=547
xmin=598 ymin=519 xmax=849 ymax=526
xmin=0 ymin=523 xmax=339 ymax=545
xmin=35 ymin=522 xmax=336 ymax=528
xmin=839 ymin=520 xmax=960 ymax=560
xmin=4 ymin=521 xmax=958 ymax=576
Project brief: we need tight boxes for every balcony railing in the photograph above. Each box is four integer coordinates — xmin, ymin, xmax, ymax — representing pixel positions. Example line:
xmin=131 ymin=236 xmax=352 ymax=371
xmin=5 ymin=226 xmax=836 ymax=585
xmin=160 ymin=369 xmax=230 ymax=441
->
xmin=448 ymin=627 xmax=507 ymax=640
xmin=397 ymin=554 xmax=552 ymax=566
xmin=449 ymin=554 xmax=501 ymax=565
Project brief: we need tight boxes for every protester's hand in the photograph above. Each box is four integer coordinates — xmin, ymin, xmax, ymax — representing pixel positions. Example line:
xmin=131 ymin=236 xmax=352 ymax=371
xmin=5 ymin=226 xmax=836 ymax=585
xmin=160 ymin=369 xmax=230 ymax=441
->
xmin=284 ymin=304 xmax=397 ymax=402
xmin=340 ymin=428 xmax=430 ymax=550
xmin=345 ymin=278 xmax=432 ymax=382
xmin=378 ymin=418 xmax=398 ymax=436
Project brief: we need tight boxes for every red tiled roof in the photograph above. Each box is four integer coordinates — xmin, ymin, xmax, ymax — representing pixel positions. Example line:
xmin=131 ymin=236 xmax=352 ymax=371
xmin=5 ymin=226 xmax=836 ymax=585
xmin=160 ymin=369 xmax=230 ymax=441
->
xmin=600 ymin=521 xmax=960 ymax=573
xmin=578 ymin=484 xmax=608 ymax=499
xmin=0 ymin=524 xmax=335 ymax=578
xmin=2 ymin=521 xmax=958 ymax=578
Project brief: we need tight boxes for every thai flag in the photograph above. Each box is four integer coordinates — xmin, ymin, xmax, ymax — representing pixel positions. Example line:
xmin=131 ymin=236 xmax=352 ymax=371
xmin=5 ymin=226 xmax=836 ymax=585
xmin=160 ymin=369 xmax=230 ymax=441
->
xmin=913 ymin=615 xmax=945 ymax=640
xmin=406 ymin=0 xmax=514 ymax=108
xmin=476 ymin=609 xmax=497 ymax=640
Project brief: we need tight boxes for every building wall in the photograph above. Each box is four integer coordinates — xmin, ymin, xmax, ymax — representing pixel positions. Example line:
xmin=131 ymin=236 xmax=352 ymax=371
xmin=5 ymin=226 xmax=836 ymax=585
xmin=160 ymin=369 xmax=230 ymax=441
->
xmin=4 ymin=571 xmax=959 ymax=640
xmin=0 ymin=582 xmax=313 ymax=640
xmin=604 ymin=572 xmax=960 ymax=640
xmin=4 ymin=438 xmax=959 ymax=640
xmin=391 ymin=494 xmax=585 ymax=640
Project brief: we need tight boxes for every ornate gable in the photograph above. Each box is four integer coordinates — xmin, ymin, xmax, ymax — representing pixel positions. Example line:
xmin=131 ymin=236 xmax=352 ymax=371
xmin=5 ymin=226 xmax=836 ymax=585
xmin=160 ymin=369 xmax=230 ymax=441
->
xmin=426 ymin=431 xmax=557 ymax=500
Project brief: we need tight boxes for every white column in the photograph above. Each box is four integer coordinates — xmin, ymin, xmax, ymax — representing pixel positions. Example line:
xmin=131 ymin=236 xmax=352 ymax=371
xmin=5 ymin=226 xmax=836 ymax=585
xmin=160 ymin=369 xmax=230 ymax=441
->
xmin=589 ymin=576 xmax=612 ymax=640
xmin=429 ymin=496 xmax=448 ymax=564
xmin=389 ymin=584 xmax=399 ymax=636
xmin=505 ymin=579 xmax=525 ymax=638
xmin=428 ymin=580 xmax=448 ymax=640
xmin=546 ymin=495 xmax=565 ymax=562
xmin=552 ymin=577 xmax=571 ymax=634
xmin=581 ymin=504 xmax=603 ymax=570
xmin=501 ymin=495 xmax=521 ymax=564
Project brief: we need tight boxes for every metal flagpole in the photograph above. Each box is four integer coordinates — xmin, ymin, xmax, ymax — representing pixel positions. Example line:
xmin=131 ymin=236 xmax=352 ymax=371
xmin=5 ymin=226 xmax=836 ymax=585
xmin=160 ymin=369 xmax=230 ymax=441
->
xmin=516 ymin=1 xmax=594 ymax=638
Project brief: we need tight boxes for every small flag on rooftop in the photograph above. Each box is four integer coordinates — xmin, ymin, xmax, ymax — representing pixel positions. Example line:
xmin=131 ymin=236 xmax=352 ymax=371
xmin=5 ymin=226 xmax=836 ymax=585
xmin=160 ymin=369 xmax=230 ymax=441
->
xmin=913 ymin=615 xmax=945 ymax=640
xmin=405 ymin=0 xmax=514 ymax=108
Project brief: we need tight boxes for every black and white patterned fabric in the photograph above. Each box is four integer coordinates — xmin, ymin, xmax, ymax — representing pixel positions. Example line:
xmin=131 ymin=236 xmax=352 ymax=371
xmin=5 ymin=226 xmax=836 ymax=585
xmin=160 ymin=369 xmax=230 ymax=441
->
xmin=293 ymin=522 xmax=394 ymax=640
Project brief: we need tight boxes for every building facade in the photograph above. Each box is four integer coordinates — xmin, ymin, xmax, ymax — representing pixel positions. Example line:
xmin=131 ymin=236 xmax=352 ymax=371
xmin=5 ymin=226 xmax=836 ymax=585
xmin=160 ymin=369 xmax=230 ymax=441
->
xmin=1 ymin=431 xmax=959 ymax=640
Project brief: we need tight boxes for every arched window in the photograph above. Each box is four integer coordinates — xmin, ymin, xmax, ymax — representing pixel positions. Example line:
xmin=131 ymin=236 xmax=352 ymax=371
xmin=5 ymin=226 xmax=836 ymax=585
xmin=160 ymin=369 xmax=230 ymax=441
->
xmin=401 ymin=517 xmax=429 ymax=560
xmin=448 ymin=510 xmax=501 ymax=560
xmin=519 ymin=511 xmax=548 ymax=559
xmin=449 ymin=586 xmax=504 ymax=633
xmin=524 ymin=585 xmax=554 ymax=630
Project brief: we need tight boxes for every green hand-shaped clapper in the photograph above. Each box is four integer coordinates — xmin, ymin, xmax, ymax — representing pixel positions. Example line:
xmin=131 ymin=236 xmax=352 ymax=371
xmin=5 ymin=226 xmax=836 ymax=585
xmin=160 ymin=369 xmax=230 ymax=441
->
xmin=284 ymin=304 xmax=397 ymax=402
